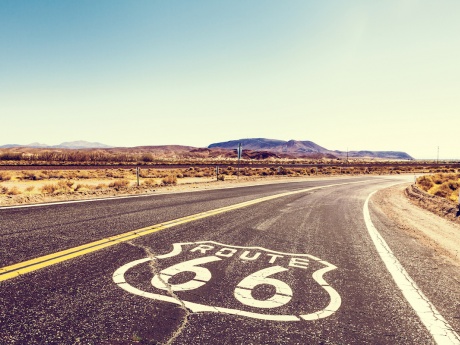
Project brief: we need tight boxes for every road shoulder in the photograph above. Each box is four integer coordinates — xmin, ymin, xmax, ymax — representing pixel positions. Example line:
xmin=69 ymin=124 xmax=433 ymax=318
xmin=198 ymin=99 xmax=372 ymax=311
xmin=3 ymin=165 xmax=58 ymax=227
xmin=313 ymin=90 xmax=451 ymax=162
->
xmin=370 ymin=183 xmax=460 ymax=335
xmin=373 ymin=183 xmax=460 ymax=267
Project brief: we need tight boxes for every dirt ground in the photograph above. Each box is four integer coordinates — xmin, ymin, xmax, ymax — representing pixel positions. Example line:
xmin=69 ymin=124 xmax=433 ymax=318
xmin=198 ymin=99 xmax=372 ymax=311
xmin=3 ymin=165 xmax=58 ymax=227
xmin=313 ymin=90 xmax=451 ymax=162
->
xmin=373 ymin=183 xmax=460 ymax=267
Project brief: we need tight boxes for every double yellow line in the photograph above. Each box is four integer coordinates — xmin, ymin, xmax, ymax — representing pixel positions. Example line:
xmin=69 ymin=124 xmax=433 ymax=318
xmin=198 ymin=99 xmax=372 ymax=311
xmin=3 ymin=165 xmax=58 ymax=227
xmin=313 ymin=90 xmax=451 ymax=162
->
xmin=0 ymin=181 xmax=357 ymax=283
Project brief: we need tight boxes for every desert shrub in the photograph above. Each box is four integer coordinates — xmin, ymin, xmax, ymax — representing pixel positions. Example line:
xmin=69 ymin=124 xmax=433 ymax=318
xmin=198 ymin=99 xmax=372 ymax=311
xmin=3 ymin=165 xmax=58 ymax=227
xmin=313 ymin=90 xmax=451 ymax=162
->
xmin=434 ymin=183 xmax=452 ymax=198
xmin=56 ymin=180 xmax=74 ymax=192
xmin=41 ymin=183 xmax=58 ymax=194
xmin=74 ymin=184 xmax=84 ymax=191
xmin=141 ymin=154 xmax=154 ymax=162
xmin=23 ymin=172 xmax=35 ymax=180
xmin=281 ymin=168 xmax=294 ymax=175
xmin=143 ymin=179 xmax=157 ymax=187
xmin=23 ymin=172 xmax=43 ymax=180
xmin=7 ymin=187 xmax=21 ymax=195
xmin=47 ymin=171 xmax=62 ymax=179
xmin=0 ymin=152 xmax=23 ymax=160
xmin=217 ymin=174 xmax=225 ymax=181
xmin=162 ymin=175 xmax=177 ymax=185
xmin=40 ymin=170 xmax=51 ymax=179
xmin=76 ymin=171 xmax=90 ymax=179
xmin=417 ymin=176 xmax=434 ymax=191
xmin=74 ymin=183 xmax=95 ymax=191
xmin=105 ymin=169 xmax=125 ymax=178
xmin=139 ymin=170 xmax=150 ymax=178
xmin=431 ymin=173 xmax=460 ymax=186
xmin=25 ymin=186 xmax=35 ymax=192
xmin=0 ymin=186 xmax=8 ymax=194
xmin=450 ymin=182 xmax=460 ymax=191
xmin=0 ymin=172 xmax=12 ymax=181
xmin=433 ymin=175 xmax=443 ymax=184
xmin=109 ymin=179 xmax=130 ymax=189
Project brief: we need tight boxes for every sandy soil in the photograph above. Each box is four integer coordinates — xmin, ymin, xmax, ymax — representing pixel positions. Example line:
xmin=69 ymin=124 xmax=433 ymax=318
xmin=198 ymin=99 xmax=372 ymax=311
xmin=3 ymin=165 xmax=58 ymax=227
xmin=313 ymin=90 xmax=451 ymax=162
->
xmin=373 ymin=183 xmax=460 ymax=267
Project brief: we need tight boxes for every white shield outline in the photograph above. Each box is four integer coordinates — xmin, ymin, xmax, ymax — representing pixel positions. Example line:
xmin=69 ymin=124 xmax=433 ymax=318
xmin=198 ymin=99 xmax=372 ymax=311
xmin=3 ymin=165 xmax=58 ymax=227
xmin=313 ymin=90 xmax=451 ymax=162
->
xmin=113 ymin=241 xmax=341 ymax=321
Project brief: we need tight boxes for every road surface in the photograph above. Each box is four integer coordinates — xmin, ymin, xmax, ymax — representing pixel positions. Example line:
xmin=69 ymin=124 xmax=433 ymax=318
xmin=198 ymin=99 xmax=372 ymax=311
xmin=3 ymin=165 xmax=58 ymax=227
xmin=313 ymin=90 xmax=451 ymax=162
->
xmin=1 ymin=176 xmax=459 ymax=344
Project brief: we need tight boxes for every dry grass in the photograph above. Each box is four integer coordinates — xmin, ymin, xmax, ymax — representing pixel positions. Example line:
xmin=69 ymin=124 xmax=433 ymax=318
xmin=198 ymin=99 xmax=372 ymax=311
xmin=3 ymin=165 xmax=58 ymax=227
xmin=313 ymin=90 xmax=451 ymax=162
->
xmin=1 ymin=166 xmax=458 ymax=201
xmin=162 ymin=175 xmax=177 ymax=185
xmin=416 ymin=173 xmax=460 ymax=203
xmin=142 ymin=179 xmax=158 ymax=187
xmin=108 ymin=179 xmax=131 ymax=189
xmin=7 ymin=187 xmax=20 ymax=195
xmin=0 ymin=172 xmax=12 ymax=181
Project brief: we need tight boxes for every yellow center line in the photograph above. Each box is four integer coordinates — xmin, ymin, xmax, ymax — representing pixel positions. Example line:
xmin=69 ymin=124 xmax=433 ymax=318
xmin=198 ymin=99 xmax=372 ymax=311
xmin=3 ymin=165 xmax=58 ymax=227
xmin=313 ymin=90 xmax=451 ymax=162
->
xmin=0 ymin=181 xmax=365 ymax=282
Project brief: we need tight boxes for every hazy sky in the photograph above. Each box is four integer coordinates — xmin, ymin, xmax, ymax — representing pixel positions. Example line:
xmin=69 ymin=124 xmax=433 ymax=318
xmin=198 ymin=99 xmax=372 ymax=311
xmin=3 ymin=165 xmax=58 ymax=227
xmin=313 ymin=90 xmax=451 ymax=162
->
xmin=1 ymin=1 xmax=459 ymax=159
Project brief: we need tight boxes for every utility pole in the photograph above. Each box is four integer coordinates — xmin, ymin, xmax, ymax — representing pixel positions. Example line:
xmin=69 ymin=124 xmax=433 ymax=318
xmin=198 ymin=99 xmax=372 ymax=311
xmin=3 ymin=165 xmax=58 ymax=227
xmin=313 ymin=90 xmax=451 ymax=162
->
xmin=237 ymin=143 xmax=242 ymax=179
xmin=437 ymin=146 xmax=439 ymax=164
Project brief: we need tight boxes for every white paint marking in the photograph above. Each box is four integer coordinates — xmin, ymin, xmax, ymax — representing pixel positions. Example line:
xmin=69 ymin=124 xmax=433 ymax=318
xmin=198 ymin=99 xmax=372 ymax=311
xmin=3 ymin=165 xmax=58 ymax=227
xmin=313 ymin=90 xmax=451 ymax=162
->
xmin=234 ymin=266 xmax=293 ymax=309
xmin=364 ymin=191 xmax=460 ymax=345
xmin=151 ymin=256 xmax=221 ymax=291
xmin=114 ymin=241 xmax=343 ymax=321
xmin=0 ymin=193 xmax=155 ymax=209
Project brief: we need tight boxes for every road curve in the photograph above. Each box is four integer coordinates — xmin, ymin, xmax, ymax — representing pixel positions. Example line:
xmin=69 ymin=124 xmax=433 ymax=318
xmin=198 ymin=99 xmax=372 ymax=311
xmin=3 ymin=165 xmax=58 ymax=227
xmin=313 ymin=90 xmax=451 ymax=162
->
xmin=0 ymin=176 xmax=459 ymax=344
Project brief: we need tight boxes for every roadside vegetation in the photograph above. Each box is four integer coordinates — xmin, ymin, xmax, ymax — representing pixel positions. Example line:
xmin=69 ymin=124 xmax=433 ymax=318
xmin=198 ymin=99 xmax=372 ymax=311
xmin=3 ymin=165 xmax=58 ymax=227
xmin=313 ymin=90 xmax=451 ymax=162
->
xmin=1 ymin=165 xmax=459 ymax=200
xmin=416 ymin=173 xmax=460 ymax=203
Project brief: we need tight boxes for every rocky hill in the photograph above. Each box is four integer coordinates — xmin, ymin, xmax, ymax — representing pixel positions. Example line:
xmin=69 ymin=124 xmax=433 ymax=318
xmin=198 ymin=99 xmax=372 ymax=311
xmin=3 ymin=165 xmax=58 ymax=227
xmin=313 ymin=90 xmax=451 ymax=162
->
xmin=209 ymin=138 xmax=413 ymax=160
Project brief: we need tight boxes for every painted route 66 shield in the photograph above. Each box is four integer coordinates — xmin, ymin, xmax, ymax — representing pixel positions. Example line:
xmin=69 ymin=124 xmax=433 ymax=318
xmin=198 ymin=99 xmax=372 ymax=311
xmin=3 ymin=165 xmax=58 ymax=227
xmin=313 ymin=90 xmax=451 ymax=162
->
xmin=113 ymin=241 xmax=341 ymax=321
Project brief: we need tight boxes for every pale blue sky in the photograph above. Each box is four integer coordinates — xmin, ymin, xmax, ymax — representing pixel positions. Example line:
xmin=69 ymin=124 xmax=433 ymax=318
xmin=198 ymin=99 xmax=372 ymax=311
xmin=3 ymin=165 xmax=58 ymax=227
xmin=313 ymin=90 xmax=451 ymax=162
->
xmin=1 ymin=0 xmax=459 ymax=158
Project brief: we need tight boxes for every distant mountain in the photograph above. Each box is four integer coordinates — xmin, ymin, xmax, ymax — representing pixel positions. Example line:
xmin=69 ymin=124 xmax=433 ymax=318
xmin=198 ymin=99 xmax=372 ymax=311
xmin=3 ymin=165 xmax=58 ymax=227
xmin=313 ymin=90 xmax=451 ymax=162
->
xmin=209 ymin=138 xmax=337 ymax=158
xmin=210 ymin=139 xmax=334 ymax=154
xmin=209 ymin=138 xmax=413 ymax=160
xmin=1 ymin=141 xmax=112 ymax=149
xmin=1 ymin=138 xmax=413 ymax=160
xmin=338 ymin=150 xmax=413 ymax=160
xmin=0 ymin=144 xmax=21 ymax=148
xmin=26 ymin=142 xmax=49 ymax=148
xmin=55 ymin=141 xmax=112 ymax=149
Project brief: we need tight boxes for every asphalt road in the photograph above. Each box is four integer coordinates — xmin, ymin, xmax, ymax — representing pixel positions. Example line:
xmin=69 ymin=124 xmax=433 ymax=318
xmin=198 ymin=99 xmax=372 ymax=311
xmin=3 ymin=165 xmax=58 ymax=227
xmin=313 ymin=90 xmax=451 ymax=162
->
xmin=1 ymin=176 xmax=459 ymax=344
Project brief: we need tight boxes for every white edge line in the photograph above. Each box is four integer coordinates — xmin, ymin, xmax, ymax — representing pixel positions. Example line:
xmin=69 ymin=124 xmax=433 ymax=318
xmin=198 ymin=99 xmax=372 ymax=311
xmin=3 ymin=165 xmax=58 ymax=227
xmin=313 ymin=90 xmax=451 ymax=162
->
xmin=364 ymin=191 xmax=460 ymax=345
xmin=0 ymin=193 xmax=154 ymax=210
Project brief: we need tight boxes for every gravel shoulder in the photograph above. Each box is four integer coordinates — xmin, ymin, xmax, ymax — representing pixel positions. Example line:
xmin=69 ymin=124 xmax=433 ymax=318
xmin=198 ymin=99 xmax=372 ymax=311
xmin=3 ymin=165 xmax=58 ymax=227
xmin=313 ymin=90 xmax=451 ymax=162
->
xmin=372 ymin=183 xmax=460 ymax=267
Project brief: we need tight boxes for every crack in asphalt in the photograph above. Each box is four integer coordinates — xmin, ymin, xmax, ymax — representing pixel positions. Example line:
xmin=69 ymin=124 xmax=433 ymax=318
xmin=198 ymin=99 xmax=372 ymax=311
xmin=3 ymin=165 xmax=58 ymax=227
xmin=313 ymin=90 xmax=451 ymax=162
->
xmin=127 ymin=241 xmax=192 ymax=345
